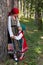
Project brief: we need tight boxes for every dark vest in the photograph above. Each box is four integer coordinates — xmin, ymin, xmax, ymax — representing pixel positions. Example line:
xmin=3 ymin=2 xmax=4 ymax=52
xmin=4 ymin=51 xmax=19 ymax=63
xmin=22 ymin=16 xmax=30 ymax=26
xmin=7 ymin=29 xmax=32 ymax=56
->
xmin=11 ymin=18 xmax=18 ymax=35
xmin=11 ymin=18 xmax=19 ymax=50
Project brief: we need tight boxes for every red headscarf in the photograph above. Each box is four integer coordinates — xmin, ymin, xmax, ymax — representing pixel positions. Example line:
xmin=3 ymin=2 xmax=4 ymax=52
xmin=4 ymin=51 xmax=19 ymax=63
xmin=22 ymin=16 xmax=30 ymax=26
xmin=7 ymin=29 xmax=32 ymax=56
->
xmin=8 ymin=8 xmax=19 ymax=16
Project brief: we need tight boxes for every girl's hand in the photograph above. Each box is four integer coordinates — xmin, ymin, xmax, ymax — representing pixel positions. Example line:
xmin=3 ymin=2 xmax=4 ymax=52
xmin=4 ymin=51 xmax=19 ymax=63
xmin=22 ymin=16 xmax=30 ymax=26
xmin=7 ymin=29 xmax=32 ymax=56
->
xmin=13 ymin=36 xmax=15 ymax=39
xmin=10 ymin=36 xmax=14 ymax=39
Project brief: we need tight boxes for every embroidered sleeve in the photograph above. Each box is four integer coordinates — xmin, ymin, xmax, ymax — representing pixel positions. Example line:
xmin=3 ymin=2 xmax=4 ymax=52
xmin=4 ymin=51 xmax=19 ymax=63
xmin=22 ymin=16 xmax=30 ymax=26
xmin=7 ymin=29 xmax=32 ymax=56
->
xmin=8 ymin=16 xmax=14 ymax=37
xmin=14 ymin=33 xmax=23 ymax=40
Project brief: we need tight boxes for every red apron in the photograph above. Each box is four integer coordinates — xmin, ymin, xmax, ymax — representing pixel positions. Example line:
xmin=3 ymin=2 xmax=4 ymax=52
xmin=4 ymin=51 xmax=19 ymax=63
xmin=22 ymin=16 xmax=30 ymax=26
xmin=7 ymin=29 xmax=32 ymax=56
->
xmin=19 ymin=31 xmax=28 ymax=53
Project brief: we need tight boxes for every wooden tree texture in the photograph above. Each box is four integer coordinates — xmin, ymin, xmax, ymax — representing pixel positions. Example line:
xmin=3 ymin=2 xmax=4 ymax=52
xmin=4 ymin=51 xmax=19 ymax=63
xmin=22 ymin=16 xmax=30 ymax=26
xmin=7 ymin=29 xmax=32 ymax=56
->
xmin=0 ymin=0 xmax=8 ymax=61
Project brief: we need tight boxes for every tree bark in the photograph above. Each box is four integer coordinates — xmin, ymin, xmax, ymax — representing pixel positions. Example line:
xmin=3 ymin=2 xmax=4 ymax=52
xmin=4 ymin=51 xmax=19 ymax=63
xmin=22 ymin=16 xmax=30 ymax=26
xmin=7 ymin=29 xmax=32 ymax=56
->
xmin=0 ymin=0 xmax=8 ymax=61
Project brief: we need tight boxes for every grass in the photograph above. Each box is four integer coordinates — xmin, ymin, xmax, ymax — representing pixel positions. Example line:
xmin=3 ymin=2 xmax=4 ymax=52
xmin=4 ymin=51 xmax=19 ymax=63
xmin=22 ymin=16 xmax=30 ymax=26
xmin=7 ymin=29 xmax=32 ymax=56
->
xmin=1 ymin=17 xmax=43 ymax=65
xmin=20 ymin=17 xmax=43 ymax=65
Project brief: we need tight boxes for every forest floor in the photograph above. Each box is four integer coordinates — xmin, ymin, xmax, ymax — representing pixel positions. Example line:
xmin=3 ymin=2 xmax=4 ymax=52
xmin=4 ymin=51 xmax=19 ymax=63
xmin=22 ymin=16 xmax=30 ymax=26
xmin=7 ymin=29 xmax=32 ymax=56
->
xmin=0 ymin=17 xmax=43 ymax=65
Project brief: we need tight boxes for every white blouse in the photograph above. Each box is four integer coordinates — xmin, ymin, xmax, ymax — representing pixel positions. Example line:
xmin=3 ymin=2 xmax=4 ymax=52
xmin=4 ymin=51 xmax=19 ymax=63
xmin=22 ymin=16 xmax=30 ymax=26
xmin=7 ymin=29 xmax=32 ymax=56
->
xmin=8 ymin=16 xmax=20 ymax=37
xmin=14 ymin=31 xmax=23 ymax=40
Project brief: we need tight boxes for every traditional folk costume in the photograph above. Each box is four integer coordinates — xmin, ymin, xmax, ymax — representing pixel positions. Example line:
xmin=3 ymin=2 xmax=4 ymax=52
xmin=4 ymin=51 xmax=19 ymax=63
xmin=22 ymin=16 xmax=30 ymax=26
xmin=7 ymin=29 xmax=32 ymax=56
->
xmin=8 ymin=8 xmax=21 ymax=61
xmin=8 ymin=7 xmax=20 ymax=50
xmin=14 ymin=30 xmax=28 ymax=60
xmin=8 ymin=16 xmax=20 ymax=51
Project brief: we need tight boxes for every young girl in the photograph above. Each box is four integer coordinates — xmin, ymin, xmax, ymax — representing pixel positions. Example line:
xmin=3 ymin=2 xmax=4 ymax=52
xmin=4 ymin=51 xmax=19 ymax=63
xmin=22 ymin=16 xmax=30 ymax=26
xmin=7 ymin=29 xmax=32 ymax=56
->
xmin=14 ymin=26 xmax=28 ymax=60
xmin=8 ymin=8 xmax=21 ymax=61
xmin=8 ymin=8 xmax=20 ymax=39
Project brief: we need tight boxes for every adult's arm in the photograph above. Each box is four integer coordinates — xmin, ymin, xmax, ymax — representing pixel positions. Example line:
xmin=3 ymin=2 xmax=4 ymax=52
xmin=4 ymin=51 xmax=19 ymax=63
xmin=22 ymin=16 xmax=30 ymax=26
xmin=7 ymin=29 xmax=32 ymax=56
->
xmin=8 ymin=16 xmax=14 ymax=37
xmin=14 ymin=33 xmax=23 ymax=40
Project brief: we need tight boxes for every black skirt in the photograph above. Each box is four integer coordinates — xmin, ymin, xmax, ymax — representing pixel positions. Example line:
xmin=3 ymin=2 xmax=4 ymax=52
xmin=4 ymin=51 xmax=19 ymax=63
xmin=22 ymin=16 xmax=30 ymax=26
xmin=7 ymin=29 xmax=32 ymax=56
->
xmin=8 ymin=31 xmax=12 ymax=43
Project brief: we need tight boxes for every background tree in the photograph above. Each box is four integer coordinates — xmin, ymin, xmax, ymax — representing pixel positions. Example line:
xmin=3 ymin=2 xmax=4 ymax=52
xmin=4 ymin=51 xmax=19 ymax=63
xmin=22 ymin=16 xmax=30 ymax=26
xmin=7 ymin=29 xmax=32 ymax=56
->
xmin=35 ymin=0 xmax=43 ymax=30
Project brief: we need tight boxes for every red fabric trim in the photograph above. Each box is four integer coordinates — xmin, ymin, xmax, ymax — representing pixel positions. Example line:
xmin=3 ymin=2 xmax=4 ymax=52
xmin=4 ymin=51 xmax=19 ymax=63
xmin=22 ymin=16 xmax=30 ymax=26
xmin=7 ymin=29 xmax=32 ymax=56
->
xmin=19 ymin=31 xmax=28 ymax=53
xmin=18 ymin=31 xmax=28 ymax=53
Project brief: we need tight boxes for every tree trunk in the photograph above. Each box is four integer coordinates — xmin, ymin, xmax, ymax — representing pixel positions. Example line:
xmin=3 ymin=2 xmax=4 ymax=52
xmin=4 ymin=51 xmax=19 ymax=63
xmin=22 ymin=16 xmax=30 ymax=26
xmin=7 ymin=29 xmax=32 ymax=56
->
xmin=0 ymin=0 xmax=8 ymax=61
xmin=35 ymin=0 xmax=42 ymax=30
xmin=23 ymin=0 xmax=26 ymax=17
xmin=14 ymin=0 xmax=18 ymax=8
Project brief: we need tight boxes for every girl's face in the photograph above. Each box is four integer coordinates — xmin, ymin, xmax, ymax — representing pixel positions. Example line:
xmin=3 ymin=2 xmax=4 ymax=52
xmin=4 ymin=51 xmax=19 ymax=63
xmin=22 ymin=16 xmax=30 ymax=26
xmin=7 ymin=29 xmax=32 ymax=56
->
xmin=12 ymin=14 xmax=18 ymax=20
xmin=18 ymin=27 xmax=22 ymax=31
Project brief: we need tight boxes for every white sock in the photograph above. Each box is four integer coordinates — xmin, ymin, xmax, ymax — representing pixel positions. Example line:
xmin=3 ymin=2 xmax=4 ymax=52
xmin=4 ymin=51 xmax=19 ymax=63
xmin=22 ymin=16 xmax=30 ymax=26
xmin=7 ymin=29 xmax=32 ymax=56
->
xmin=15 ymin=58 xmax=18 ymax=60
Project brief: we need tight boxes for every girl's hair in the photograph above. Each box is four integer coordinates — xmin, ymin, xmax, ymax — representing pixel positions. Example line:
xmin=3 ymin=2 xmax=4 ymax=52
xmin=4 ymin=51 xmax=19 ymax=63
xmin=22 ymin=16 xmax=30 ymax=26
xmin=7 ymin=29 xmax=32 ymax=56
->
xmin=8 ymin=8 xmax=19 ymax=16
